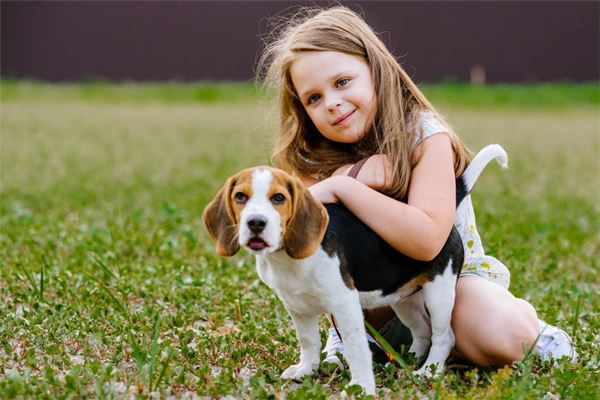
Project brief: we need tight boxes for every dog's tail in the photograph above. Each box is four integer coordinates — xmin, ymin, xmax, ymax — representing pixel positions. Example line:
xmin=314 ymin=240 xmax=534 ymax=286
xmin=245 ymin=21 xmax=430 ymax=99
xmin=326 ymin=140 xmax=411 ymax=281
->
xmin=456 ymin=144 xmax=508 ymax=207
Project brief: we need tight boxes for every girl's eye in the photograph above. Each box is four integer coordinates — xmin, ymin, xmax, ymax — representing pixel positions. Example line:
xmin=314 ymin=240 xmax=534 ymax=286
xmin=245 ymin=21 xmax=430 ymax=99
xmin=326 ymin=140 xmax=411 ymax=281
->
xmin=307 ymin=94 xmax=321 ymax=105
xmin=270 ymin=193 xmax=285 ymax=204
xmin=234 ymin=192 xmax=248 ymax=204
xmin=336 ymin=78 xmax=350 ymax=87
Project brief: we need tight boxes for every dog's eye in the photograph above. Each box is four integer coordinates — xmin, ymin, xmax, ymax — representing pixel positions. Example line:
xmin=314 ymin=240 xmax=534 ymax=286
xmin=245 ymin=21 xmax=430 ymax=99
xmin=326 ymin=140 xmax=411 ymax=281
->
xmin=234 ymin=192 xmax=248 ymax=204
xmin=271 ymin=193 xmax=285 ymax=204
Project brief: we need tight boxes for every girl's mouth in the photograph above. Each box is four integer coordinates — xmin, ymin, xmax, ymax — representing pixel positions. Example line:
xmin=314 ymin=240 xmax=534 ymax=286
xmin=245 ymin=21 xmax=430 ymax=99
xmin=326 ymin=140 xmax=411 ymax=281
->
xmin=333 ymin=109 xmax=356 ymax=125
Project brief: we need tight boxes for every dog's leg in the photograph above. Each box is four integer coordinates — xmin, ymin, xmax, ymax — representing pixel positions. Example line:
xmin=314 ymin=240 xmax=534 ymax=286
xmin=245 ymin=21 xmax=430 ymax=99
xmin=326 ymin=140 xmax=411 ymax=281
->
xmin=391 ymin=290 xmax=432 ymax=363
xmin=332 ymin=291 xmax=376 ymax=395
xmin=280 ymin=311 xmax=321 ymax=380
xmin=416 ymin=265 xmax=457 ymax=377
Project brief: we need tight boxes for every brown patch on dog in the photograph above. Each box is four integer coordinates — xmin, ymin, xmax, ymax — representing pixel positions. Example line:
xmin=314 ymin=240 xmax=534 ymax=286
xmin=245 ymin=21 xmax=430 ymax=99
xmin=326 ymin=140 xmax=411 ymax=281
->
xmin=265 ymin=169 xmax=296 ymax=237
xmin=341 ymin=270 xmax=355 ymax=289
xmin=203 ymin=175 xmax=240 ymax=256
xmin=280 ymin=170 xmax=329 ymax=259
xmin=403 ymin=273 xmax=429 ymax=291
xmin=321 ymin=234 xmax=355 ymax=289
xmin=203 ymin=167 xmax=257 ymax=256
xmin=227 ymin=170 xmax=254 ymax=225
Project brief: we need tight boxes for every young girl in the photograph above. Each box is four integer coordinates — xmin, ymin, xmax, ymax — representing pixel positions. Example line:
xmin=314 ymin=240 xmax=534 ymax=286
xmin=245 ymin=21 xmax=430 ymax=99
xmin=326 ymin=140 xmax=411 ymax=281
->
xmin=257 ymin=6 xmax=575 ymax=369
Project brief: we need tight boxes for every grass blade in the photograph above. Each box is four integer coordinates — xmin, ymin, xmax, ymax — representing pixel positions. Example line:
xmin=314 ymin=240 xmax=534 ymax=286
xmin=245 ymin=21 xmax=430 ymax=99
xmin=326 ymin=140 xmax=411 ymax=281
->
xmin=571 ymin=293 xmax=582 ymax=339
xmin=364 ymin=321 xmax=430 ymax=396
xmin=91 ymin=254 xmax=117 ymax=280
xmin=148 ymin=314 xmax=161 ymax=390
xmin=40 ymin=255 xmax=49 ymax=302
xmin=85 ymin=272 xmax=128 ymax=315
xmin=15 ymin=257 xmax=36 ymax=292
xmin=154 ymin=348 xmax=174 ymax=390
xmin=128 ymin=329 xmax=147 ymax=372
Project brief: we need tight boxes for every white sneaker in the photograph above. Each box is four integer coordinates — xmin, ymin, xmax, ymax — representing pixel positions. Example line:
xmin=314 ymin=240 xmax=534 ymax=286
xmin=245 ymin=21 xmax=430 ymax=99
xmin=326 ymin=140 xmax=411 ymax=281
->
xmin=323 ymin=327 xmax=345 ymax=369
xmin=536 ymin=320 xmax=577 ymax=363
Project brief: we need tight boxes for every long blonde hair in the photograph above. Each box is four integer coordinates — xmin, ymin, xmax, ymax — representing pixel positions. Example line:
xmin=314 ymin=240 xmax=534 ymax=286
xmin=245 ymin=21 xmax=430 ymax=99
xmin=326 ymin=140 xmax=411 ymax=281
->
xmin=257 ymin=6 xmax=472 ymax=200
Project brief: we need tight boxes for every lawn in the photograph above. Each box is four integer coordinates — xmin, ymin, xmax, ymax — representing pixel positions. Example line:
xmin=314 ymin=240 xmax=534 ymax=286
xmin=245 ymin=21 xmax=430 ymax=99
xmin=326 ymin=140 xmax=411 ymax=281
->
xmin=1 ymin=81 xmax=598 ymax=398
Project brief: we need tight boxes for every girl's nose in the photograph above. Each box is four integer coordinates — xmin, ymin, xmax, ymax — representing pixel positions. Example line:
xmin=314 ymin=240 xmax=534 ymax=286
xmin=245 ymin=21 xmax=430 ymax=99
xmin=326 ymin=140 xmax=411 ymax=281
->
xmin=326 ymin=96 xmax=342 ymax=111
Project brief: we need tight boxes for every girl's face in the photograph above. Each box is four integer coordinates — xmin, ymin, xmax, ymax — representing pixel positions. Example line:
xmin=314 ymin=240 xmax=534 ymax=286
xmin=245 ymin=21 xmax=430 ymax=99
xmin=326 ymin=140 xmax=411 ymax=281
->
xmin=290 ymin=51 xmax=376 ymax=144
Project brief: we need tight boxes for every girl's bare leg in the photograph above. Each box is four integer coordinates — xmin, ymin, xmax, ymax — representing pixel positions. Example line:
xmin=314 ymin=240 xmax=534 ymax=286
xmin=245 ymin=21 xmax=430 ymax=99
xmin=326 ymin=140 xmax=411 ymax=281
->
xmin=451 ymin=276 xmax=539 ymax=366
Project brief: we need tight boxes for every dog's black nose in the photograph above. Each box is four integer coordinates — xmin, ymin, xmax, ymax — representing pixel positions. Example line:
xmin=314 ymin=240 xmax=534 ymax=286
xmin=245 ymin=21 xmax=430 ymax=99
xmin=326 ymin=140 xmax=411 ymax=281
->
xmin=247 ymin=215 xmax=267 ymax=233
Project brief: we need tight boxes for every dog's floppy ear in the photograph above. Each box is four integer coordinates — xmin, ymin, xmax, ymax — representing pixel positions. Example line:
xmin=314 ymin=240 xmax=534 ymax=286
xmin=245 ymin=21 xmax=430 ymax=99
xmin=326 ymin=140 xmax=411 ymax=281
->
xmin=284 ymin=176 xmax=329 ymax=259
xmin=202 ymin=176 xmax=240 ymax=257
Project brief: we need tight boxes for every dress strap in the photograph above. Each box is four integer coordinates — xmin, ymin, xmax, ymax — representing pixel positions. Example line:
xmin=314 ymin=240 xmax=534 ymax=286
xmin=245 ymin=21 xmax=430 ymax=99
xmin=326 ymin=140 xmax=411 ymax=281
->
xmin=347 ymin=158 xmax=369 ymax=179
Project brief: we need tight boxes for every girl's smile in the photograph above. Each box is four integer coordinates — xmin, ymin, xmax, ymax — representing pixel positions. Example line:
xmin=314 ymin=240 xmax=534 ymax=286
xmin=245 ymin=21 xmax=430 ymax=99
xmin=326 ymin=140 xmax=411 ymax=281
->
xmin=333 ymin=109 xmax=356 ymax=126
xmin=290 ymin=51 xmax=376 ymax=144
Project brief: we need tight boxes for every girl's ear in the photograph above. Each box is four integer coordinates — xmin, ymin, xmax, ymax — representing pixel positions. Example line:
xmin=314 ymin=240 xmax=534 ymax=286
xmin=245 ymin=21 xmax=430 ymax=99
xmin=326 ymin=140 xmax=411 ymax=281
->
xmin=202 ymin=176 xmax=241 ymax=257
xmin=284 ymin=176 xmax=329 ymax=259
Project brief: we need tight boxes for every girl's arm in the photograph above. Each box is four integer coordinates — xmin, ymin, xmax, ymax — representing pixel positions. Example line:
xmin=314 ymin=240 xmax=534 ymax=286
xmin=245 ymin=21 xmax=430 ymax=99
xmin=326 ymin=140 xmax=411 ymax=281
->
xmin=310 ymin=134 xmax=456 ymax=261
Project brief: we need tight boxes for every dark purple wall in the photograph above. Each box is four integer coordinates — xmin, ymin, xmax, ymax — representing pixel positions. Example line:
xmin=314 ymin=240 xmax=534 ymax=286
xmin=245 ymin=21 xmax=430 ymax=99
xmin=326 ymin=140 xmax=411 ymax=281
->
xmin=2 ymin=1 xmax=598 ymax=83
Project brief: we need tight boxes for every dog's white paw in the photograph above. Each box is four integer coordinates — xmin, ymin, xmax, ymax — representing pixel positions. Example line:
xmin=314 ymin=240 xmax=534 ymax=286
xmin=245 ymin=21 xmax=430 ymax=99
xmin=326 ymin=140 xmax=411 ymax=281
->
xmin=281 ymin=363 xmax=316 ymax=380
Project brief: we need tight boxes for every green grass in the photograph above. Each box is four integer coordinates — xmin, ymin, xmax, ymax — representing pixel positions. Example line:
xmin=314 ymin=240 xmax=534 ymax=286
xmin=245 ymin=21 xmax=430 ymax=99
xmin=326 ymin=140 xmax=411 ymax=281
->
xmin=2 ymin=80 xmax=598 ymax=108
xmin=1 ymin=81 xmax=599 ymax=398
xmin=0 ymin=80 xmax=262 ymax=104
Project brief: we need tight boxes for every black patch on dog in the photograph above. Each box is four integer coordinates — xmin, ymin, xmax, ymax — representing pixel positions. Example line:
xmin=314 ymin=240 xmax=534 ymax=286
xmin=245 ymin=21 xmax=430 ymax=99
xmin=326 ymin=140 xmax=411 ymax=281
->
xmin=455 ymin=176 xmax=468 ymax=206
xmin=322 ymin=205 xmax=463 ymax=296
xmin=321 ymin=174 xmax=470 ymax=295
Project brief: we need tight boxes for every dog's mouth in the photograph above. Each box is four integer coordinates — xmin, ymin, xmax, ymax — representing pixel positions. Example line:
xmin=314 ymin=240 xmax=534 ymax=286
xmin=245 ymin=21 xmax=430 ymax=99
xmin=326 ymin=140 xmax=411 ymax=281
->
xmin=247 ymin=237 xmax=269 ymax=251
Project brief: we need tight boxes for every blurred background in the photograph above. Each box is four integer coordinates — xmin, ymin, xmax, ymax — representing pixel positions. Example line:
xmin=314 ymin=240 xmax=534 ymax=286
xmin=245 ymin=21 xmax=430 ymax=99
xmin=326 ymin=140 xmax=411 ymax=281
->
xmin=2 ymin=1 xmax=599 ymax=84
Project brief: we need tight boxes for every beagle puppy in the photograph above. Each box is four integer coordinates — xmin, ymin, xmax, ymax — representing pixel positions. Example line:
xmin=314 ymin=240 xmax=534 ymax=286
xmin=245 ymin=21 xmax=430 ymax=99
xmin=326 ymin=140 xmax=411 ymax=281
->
xmin=203 ymin=145 xmax=507 ymax=394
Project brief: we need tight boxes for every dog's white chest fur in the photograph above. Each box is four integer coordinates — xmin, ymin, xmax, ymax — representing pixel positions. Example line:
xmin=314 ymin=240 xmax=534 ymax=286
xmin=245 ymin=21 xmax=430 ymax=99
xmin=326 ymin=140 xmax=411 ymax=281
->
xmin=256 ymin=248 xmax=357 ymax=315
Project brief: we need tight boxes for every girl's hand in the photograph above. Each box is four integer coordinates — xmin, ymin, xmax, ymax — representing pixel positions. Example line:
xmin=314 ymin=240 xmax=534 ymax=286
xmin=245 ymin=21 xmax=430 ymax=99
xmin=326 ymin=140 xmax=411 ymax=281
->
xmin=360 ymin=154 xmax=393 ymax=190
xmin=333 ymin=154 xmax=393 ymax=191
xmin=308 ymin=176 xmax=342 ymax=204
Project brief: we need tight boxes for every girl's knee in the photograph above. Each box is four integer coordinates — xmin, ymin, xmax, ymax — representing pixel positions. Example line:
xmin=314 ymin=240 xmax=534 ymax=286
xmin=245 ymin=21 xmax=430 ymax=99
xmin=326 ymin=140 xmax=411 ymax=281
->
xmin=517 ymin=298 xmax=539 ymax=338
xmin=484 ymin=300 xmax=539 ymax=364
xmin=453 ymin=282 xmax=540 ymax=366
xmin=516 ymin=299 xmax=539 ymax=349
